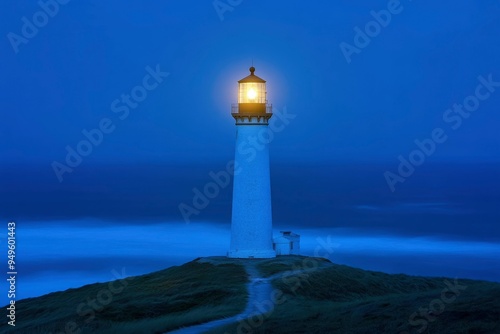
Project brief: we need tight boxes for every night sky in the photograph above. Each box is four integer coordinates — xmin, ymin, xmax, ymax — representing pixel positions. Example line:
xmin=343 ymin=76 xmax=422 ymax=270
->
xmin=1 ymin=1 xmax=500 ymax=302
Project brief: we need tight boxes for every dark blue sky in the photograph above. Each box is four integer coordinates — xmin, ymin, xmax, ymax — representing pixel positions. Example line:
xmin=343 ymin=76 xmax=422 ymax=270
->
xmin=1 ymin=1 xmax=500 ymax=234
xmin=2 ymin=0 xmax=500 ymax=166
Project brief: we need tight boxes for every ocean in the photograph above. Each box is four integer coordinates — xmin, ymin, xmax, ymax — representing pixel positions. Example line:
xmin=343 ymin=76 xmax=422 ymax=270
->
xmin=1 ymin=162 xmax=499 ymax=305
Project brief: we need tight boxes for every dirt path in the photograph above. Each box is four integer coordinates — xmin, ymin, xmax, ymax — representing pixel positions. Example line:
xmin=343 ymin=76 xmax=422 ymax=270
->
xmin=166 ymin=259 xmax=325 ymax=334
xmin=165 ymin=262 xmax=274 ymax=334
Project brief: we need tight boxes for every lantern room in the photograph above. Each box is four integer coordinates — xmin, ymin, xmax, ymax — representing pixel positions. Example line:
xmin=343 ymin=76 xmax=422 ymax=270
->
xmin=234 ymin=66 xmax=270 ymax=114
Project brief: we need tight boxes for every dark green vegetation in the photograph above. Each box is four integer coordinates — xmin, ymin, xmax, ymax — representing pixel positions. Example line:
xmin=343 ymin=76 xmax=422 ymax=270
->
xmin=255 ymin=255 xmax=332 ymax=277
xmin=213 ymin=256 xmax=500 ymax=334
xmin=1 ymin=260 xmax=247 ymax=334
xmin=4 ymin=256 xmax=500 ymax=333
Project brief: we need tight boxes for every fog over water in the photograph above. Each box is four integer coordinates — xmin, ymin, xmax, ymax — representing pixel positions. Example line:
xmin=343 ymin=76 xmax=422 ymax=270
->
xmin=1 ymin=163 xmax=499 ymax=305
xmin=2 ymin=219 xmax=499 ymax=306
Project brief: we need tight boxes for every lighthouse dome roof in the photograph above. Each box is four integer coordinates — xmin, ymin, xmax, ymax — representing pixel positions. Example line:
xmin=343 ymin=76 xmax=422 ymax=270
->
xmin=238 ymin=66 xmax=266 ymax=83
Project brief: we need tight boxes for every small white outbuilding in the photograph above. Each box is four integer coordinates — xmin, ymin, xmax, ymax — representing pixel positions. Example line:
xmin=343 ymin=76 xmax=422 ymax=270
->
xmin=273 ymin=231 xmax=300 ymax=256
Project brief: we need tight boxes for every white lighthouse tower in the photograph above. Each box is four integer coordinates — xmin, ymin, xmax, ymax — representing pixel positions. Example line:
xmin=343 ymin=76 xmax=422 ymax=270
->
xmin=228 ymin=66 xmax=276 ymax=259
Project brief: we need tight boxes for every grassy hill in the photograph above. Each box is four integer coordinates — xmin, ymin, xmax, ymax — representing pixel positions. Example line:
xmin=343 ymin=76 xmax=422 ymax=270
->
xmin=3 ymin=256 xmax=500 ymax=333
xmin=1 ymin=260 xmax=247 ymax=334
xmin=213 ymin=256 xmax=500 ymax=333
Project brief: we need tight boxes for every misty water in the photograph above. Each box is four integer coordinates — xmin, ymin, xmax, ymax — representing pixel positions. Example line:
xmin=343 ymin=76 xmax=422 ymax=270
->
xmin=2 ymin=219 xmax=499 ymax=306
xmin=2 ymin=163 xmax=500 ymax=305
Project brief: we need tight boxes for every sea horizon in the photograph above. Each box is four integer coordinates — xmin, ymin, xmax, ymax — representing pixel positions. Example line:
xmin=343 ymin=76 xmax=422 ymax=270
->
xmin=3 ymin=218 xmax=499 ymax=306
xmin=2 ymin=162 xmax=500 ymax=305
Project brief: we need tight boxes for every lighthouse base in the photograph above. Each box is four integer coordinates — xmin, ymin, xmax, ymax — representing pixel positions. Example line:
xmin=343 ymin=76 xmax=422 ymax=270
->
xmin=227 ymin=249 xmax=276 ymax=259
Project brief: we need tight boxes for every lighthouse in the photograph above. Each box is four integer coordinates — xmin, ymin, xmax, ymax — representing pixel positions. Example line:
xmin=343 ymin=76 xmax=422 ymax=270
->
xmin=228 ymin=66 xmax=276 ymax=259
